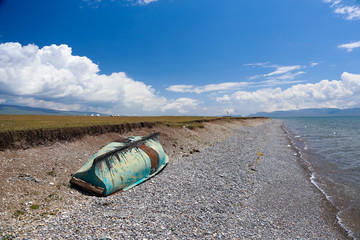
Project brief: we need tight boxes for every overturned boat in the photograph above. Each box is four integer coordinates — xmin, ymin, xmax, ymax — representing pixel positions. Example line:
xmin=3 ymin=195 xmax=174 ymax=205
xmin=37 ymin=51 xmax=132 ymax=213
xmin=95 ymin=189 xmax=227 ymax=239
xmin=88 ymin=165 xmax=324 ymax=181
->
xmin=70 ymin=132 xmax=168 ymax=196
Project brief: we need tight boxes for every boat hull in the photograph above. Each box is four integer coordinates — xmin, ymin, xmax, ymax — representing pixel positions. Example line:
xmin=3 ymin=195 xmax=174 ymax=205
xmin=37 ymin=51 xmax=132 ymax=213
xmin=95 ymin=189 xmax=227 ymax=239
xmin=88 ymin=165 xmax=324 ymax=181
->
xmin=70 ymin=132 xmax=168 ymax=196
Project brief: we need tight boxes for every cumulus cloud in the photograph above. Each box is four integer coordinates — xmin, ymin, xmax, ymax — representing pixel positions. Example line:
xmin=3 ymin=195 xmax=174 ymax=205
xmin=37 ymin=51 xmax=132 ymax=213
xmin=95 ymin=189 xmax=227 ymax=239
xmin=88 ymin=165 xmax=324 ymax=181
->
xmin=217 ymin=72 xmax=360 ymax=115
xmin=0 ymin=42 xmax=193 ymax=114
xmin=338 ymin=40 xmax=360 ymax=52
xmin=324 ymin=0 xmax=360 ymax=20
xmin=216 ymin=94 xmax=232 ymax=103
xmin=166 ymin=82 xmax=249 ymax=94
xmin=14 ymin=97 xmax=83 ymax=112
xmin=161 ymin=98 xmax=201 ymax=114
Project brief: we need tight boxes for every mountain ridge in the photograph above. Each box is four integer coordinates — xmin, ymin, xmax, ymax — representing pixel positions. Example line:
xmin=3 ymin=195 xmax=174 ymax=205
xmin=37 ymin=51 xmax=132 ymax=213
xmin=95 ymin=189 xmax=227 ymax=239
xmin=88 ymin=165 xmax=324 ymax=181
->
xmin=0 ymin=104 xmax=107 ymax=116
xmin=248 ymin=108 xmax=360 ymax=117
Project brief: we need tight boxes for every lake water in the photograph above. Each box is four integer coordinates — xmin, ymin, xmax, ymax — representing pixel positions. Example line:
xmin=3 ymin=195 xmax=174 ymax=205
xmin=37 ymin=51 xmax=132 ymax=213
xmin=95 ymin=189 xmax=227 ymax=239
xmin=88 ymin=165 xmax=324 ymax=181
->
xmin=282 ymin=117 xmax=360 ymax=240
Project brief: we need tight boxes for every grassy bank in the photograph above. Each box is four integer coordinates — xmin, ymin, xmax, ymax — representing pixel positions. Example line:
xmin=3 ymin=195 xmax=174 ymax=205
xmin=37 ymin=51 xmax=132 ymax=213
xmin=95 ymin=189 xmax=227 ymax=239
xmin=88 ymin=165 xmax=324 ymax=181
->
xmin=0 ymin=115 xmax=223 ymax=132
xmin=1 ymin=115 xmax=260 ymax=150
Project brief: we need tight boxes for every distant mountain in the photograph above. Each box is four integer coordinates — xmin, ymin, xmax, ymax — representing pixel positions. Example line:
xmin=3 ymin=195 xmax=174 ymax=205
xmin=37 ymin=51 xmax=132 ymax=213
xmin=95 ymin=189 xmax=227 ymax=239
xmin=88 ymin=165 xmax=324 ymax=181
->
xmin=248 ymin=108 xmax=360 ymax=117
xmin=0 ymin=104 xmax=107 ymax=116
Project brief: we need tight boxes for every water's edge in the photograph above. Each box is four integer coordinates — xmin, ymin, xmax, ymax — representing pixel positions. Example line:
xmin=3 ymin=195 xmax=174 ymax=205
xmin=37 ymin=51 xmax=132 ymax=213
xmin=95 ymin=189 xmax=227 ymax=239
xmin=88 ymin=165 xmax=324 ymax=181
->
xmin=280 ymin=120 xmax=355 ymax=240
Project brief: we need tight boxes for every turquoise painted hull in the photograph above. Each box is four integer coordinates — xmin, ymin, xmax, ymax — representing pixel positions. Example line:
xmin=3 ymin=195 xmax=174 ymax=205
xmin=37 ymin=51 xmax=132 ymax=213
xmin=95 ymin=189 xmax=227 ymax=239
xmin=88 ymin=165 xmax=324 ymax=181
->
xmin=70 ymin=132 xmax=168 ymax=196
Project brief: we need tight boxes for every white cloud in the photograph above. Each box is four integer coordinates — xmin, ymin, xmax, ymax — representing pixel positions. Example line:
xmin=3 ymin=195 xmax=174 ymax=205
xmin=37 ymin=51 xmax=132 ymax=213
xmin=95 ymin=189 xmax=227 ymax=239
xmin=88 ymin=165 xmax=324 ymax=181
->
xmin=310 ymin=61 xmax=321 ymax=67
xmin=261 ymin=78 xmax=304 ymax=87
xmin=338 ymin=40 xmax=360 ymax=52
xmin=161 ymin=98 xmax=201 ymax=114
xmin=267 ymin=71 xmax=305 ymax=81
xmin=83 ymin=0 xmax=158 ymax=7
xmin=247 ymin=63 xmax=305 ymax=84
xmin=166 ymin=82 xmax=249 ymax=94
xmin=136 ymin=0 xmax=158 ymax=5
xmin=323 ymin=0 xmax=342 ymax=7
xmin=264 ymin=65 xmax=302 ymax=77
xmin=0 ymin=42 xmax=192 ymax=114
xmin=166 ymin=85 xmax=195 ymax=93
xmin=217 ymin=94 xmax=232 ymax=103
xmin=225 ymin=108 xmax=235 ymax=115
xmin=217 ymin=72 xmax=360 ymax=115
xmin=14 ymin=97 xmax=82 ymax=112
xmin=243 ymin=62 xmax=270 ymax=67
xmin=334 ymin=5 xmax=360 ymax=20
xmin=324 ymin=0 xmax=360 ymax=20
xmin=167 ymin=64 xmax=306 ymax=96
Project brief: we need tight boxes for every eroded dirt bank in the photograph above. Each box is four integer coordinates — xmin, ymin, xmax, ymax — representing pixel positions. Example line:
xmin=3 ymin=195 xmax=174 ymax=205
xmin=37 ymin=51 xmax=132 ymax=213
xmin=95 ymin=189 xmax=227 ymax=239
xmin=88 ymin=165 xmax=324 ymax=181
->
xmin=0 ymin=118 xmax=266 ymax=236
xmin=0 ymin=122 xmax=157 ymax=151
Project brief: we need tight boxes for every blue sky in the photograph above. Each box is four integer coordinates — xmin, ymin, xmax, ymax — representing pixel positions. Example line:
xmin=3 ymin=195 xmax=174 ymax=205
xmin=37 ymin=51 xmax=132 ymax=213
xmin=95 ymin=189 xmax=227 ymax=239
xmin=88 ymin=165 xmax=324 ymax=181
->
xmin=0 ymin=0 xmax=359 ymax=116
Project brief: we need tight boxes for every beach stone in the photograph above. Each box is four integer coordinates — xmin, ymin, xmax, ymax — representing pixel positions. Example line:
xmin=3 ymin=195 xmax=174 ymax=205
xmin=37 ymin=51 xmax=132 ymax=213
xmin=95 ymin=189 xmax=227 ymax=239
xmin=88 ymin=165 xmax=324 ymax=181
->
xmin=0 ymin=120 xmax=348 ymax=239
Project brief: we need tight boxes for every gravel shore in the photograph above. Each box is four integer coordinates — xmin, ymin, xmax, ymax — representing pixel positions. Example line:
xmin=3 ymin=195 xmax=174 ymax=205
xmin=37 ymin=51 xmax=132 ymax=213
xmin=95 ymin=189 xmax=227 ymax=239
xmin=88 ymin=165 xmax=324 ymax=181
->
xmin=2 ymin=119 xmax=348 ymax=239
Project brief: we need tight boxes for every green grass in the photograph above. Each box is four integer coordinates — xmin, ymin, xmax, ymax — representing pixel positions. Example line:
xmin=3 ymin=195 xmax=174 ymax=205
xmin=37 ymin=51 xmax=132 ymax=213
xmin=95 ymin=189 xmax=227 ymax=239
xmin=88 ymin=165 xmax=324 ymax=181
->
xmin=2 ymin=234 xmax=15 ymax=240
xmin=12 ymin=209 xmax=24 ymax=218
xmin=0 ymin=115 xmax=226 ymax=133
xmin=30 ymin=204 xmax=39 ymax=210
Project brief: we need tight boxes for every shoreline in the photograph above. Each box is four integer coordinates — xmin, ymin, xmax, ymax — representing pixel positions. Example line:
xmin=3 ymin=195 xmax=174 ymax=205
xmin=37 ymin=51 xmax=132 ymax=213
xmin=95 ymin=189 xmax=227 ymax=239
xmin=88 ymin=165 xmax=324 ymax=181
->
xmin=281 ymin=121 xmax=353 ymax=239
xmin=0 ymin=119 xmax=349 ymax=239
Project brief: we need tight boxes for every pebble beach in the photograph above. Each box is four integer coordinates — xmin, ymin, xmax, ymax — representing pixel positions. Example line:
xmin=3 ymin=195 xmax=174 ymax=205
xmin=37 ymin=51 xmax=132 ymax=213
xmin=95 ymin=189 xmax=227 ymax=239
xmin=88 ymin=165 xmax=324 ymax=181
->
xmin=1 ymin=119 xmax=349 ymax=239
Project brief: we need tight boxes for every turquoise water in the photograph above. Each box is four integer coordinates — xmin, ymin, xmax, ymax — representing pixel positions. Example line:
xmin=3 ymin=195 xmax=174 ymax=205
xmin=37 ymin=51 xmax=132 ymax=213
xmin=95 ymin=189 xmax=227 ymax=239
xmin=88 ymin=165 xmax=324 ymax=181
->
xmin=283 ymin=117 xmax=360 ymax=239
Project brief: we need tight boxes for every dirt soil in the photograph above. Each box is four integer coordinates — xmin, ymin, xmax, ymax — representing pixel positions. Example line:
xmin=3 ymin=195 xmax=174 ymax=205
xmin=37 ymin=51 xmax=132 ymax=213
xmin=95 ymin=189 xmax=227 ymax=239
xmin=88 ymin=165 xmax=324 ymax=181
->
xmin=0 ymin=118 xmax=267 ymax=232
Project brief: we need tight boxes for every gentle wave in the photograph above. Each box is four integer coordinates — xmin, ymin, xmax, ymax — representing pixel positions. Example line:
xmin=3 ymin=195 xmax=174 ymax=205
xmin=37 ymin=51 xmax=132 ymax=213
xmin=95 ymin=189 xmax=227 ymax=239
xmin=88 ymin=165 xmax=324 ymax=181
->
xmin=281 ymin=119 xmax=358 ymax=240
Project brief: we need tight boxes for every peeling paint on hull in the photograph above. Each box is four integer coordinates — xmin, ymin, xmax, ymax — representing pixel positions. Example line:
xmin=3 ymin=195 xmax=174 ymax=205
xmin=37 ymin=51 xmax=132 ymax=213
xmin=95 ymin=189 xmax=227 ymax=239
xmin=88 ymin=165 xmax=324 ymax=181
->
xmin=70 ymin=132 xmax=168 ymax=196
